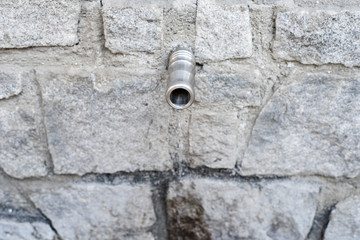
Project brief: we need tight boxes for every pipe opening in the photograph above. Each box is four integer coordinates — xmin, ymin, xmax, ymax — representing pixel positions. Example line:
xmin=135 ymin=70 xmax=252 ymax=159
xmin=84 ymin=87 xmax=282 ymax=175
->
xmin=170 ymin=88 xmax=191 ymax=107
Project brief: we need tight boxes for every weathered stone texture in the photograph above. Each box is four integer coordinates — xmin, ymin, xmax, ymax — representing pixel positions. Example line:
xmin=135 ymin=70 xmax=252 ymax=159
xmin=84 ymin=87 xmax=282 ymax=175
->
xmin=189 ymin=68 xmax=266 ymax=169
xmin=163 ymin=0 xmax=197 ymax=51
xmin=242 ymin=74 xmax=360 ymax=177
xmin=0 ymin=220 xmax=56 ymax=240
xmin=0 ymin=0 xmax=81 ymax=48
xmin=295 ymin=0 xmax=360 ymax=7
xmin=0 ymin=69 xmax=21 ymax=99
xmin=0 ymin=175 xmax=37 ymax=217
xmin=274 ymin=10 xmax=360 ymax=66
xmin=167 ymin=178 xmax=319 ymax=240
xmin=38 ymin=70 xmax=171 ymax=175
xmin=195 ymin=0 xmax=252 ymax=62
xmin=102 ymin=0 xmax=163 ymax=54
xmin=0 ymin=70 xmax=48 ymax=179
xmin=195 ymin=71 xmax=264 ymax=107
xmin=189 ymin=109 xmax=238 ymax=168
xmin=324 ymin=195 xmax=360 ymax=240
xmin=29 ymin=183 xmax=155 ymax=240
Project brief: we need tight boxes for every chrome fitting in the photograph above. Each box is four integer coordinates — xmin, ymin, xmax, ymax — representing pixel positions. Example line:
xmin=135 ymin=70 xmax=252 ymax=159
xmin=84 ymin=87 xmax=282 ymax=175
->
xmin=166 ymin=49 xmax=196 ymax=110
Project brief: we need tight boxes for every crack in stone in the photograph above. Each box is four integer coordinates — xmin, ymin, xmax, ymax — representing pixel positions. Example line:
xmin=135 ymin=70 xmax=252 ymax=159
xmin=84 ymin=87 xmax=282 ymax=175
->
xmin=20 ymin=192 xmax=63 ymax=240
xmin=33 ymin=71 xmax=55 ymax=176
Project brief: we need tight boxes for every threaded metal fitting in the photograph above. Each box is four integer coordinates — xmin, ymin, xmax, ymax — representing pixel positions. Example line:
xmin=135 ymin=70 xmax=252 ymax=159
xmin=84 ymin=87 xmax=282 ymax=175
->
xmin=166 ymin=49 xmax=196 ymax=110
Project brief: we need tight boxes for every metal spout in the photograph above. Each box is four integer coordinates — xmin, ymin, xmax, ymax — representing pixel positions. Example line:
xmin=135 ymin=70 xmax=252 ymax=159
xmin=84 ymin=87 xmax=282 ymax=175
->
xmin=166 ymin=49 xmax=196 ymax=110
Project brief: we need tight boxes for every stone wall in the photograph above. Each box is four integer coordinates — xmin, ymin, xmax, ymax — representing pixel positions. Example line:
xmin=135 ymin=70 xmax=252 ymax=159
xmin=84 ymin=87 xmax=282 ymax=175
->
xmin=0 ymin=0 xmax=359 ymax=239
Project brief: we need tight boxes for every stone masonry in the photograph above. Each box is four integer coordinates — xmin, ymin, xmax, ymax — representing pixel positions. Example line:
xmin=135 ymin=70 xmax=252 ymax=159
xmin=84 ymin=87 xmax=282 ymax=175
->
xmin=0 ymin=0 xmax=359 ymax=239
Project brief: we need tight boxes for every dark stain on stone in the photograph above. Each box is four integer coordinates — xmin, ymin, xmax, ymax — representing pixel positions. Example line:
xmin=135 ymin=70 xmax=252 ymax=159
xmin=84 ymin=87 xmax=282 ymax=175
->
xmin=267 ymin=215 xmax=301 ymax=240
xmin=305 ymin=204 xmax=335 ymax=240
xmin=167 ymin=194 xmax=211 ymax=240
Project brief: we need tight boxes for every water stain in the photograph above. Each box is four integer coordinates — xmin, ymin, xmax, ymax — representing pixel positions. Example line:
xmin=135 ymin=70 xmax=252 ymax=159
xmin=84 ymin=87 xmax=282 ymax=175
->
xmin=167 ymin=194 xmax=211 ymax=240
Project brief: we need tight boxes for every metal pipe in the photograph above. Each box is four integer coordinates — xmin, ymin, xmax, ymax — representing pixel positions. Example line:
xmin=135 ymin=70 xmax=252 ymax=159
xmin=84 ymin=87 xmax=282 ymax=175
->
xmin=166 ymin=49 xmax=196 ymax=110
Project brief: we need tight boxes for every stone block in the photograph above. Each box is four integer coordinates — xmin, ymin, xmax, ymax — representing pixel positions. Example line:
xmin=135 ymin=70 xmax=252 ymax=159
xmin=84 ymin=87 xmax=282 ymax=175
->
xmin=189 ymin=109 xmax=238 ymax=168
xmin=163 ymin=0 xmax=197 ymax=51
xmin=195 ymin=0 xmax=252 ymax=62
xmin=167 ymin=178 xmax=319 ymax=240
xmin=0 ymin=68 xmax=22 ymax=99
xmin=324 ymin=195 xmax=360 ymax=240
xmin=0 ymin=220 xmax=55 ymax=240
xmin=274 ymin=10 xmax=360 ymax=67
xmin=294 ymin=0 xmax=360 ymax=8
xmin=242 ymin=74 xmax=360 ymax=177
xmin=196 ymin=71 xmax=264 ymax=107
xmin=0 ymin=69 xmax=48 ymax=178
xmin=102 ymin=0 xmax=163 ymax=54
xmin=29 ymin=183 xmax=155 ymax=240
xmin=0 ymin=0 xmax=81 ymax=48
xmin=38 ymin=70 xmax=171 ymax=175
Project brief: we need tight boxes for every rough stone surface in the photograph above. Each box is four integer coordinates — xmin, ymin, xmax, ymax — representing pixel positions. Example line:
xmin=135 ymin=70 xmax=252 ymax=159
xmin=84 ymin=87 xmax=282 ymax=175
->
xmin=242 ymin=74 xmax=360 ymax=177
xmin=189 ymin=109 xmax=238 ymax=168
xmin=294 ymin=0 xmax=360 ymax=8
xmin=0 ymin=174 xmax=52 ymax=240
xmin=29 ymin=182 xmax=155 ymax=240
xmin=0 ymin=68 xmax=22 ymax=99
xmin=195 ymin=71 xmax=265 ymax=107
xmin=0 ymin=70 xmax=48 ymax=179
xmin=167 ymin=178 xmax=319 ymax=240
xmin=324 ymin=195 xmax=360 ymax=240
xmin=0 ymin=220 xmax=56 ymax=240
xmin=163 ymin=0 xmax=197 ymax=52
xmin=0 ymin=0 xmax=81 ymax=48
xmin=0 ymin=175 xmax=39 ymax=219
xmin=102 ymin=0 xmax=163 ymax=54
xmin=38 ymin=69 xmax=171 ymax=175
xmin=0 ymin=0 xmax=359 ymax=238
xmin=195 ymin=0 xmax=252 ymax=62
xmin=274 ymin=10 xmax=360 ymax=67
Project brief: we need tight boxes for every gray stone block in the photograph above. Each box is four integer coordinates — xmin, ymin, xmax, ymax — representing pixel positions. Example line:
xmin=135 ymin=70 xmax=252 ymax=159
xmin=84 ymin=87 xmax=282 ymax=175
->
xmin=168 ymin=178 xmax=319 ymax=240
xmin=0 ymin=68 xmax=22 ymax=99
xmin=195 ymin=0 xmax=252 ymax=62
xmin=102 ymin=0 xmax=163 ymax=54
xmin=163 ymin=0 xmax=197 ymax=52
xmin=0 ymin=70 xmax=48 ymax=178
xmin=196 ymin=71 xmax=264 ymax=107
xmin=242 ymin=74 xmax=360 ymax=177
xmin=274 ymin=10 xmax=360 ymax=67
xmin=38 ymin=70 xmax=171 ymax=175
xmin=29 ymin=183 xmax=155 ymax=240
xmin=0 ymin=220 xmax=55 ymax=240
xmin=0 ymin=0 xmax=81 ymax=48
xmin=294 ymin=0 xmax=360 ymax=8
xmin=189 ymin=109 xmax=238 ymax=168
xmin=324 ymin=195 xmax=360 ymax=240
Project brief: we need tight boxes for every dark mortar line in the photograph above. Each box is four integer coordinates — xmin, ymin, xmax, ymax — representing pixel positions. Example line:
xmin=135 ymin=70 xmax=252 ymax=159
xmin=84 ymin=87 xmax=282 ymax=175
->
xmin=81 ymin=167 xmax=290 ymax=185
xmin=305 ymin=204 xmax=336 ymax=240
xmin=0 ymin=205 xmax=45 ymax=224
xmin=1 ymin=175 xmax=63 ymax=239
xmin=5 ymin=166 xmax=356 ymax=187
xmin=151 ymin=179 xmax=169 ymax=240
xmin=33 ymin=71 xmax=55 ymax=175
xmin=82 ymin=170 xmax=175 ymax=185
